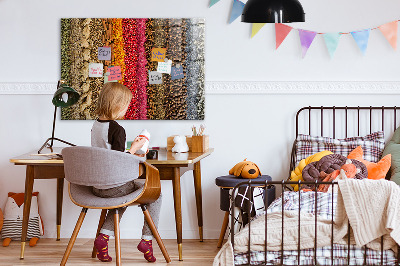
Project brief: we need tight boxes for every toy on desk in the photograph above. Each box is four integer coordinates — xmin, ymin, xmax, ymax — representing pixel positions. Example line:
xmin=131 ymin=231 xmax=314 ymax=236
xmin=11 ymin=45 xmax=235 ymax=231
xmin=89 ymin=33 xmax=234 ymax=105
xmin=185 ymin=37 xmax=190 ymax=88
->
xmin=172 ymin=135 xmax=189 ymax=153
xmin=229 ymin=159 xmax=261 ymax=179
xmin=135 ymin=129 xmax=150 ymax=155
xmin=1 ymin=192 xmax=44 ymax=247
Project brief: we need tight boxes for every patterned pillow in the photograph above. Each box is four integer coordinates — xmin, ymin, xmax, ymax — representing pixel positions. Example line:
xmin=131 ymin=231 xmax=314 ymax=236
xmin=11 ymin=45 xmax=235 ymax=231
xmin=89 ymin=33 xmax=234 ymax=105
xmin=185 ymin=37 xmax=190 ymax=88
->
xmin=294 ymin=131 xmax=385 ymax=166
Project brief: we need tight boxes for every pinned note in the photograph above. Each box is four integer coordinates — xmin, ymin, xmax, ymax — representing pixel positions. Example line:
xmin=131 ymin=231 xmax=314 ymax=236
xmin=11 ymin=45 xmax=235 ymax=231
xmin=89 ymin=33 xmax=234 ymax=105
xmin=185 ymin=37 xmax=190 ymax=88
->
xmin=157 ymin=60 xmax=172 ymax=74
xmin=89 ymin=63 xmax=103 ymax=77
xmin=104 ymin=72 xmax=117 ymax=83
xmin=151 ymin=48 xmax=167 ymax=62
xmin=108 ymin=66 xmax=122 ymax=81
xmin=171 ymin=65 xmax=184 ymax=80
xmin=149 ymin=71 xmax=163 ymax=84
xmin=98 ymin=47 xmax=112 ymax=60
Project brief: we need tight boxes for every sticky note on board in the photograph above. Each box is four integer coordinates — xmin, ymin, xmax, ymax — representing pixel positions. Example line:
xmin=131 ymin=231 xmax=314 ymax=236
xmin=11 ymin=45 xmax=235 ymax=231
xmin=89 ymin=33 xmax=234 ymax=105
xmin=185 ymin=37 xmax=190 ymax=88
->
xmin=157 ymin=60 xmax=172 ymax=74
xmin=98 ymin=47 xmax=112 ymax=60
xmin=151 ymin=48 xmax=167 ymax=62
xmin=108 ymin=66 xmax=122 ymax=81
xmin=171 ymin=66 xmax=184 ymax=80
xmin=89 ymin=63 xmax=103 ymax=77
xmin=104 ymin=72 xmax=117 ymax=84
xmin=149 ymin=71 xmax=163 ymax=84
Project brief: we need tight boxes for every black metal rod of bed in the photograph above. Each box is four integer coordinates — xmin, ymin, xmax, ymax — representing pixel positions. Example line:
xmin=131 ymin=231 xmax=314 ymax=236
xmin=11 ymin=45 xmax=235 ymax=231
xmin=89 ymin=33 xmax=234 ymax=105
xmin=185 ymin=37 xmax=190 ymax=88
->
xmin=230 ymin=180 xmax=400 ymax=266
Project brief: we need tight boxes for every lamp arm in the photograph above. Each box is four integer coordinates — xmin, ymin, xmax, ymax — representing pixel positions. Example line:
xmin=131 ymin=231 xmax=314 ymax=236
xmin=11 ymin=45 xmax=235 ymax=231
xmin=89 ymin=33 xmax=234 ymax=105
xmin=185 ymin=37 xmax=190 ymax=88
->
xmin=50 ymin=105 xmax=57 ymax=148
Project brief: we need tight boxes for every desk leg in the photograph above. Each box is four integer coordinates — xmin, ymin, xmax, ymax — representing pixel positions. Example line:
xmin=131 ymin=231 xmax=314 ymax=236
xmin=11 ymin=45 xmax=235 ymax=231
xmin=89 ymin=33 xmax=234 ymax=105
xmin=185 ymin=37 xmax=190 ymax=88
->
xmin=56 ymin=178 xmax=64 ymax=241
xmin=193 ymin=161 xmax=203 ymax=242
xmin=172 ymin=167 xmax=183 ymax=261
xmin=20 ymin=165 xmax=34 ymax=259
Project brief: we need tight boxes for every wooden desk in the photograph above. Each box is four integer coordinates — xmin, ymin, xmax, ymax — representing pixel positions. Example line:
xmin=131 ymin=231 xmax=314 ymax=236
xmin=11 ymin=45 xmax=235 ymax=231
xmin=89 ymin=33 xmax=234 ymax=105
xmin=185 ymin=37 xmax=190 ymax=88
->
xmin=10 ymin=147 xmax=213 ymax=261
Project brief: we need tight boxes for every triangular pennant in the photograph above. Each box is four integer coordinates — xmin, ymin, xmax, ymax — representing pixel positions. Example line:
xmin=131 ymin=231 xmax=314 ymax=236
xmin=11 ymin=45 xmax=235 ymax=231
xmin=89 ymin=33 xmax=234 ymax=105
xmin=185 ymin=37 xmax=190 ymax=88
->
xmin=351 ymin=29 xmax=370 ymax=55
xmin=275 ymin=23 xmax=293 ymax=49
xmin=229 ymin=0 xmax=245 ymax=24
xmin=251 ymin=23 xmax=266 ymax=38
xmin=298 ymin=29 xmax=317 ymax=58
xmin=323 ymin=33 xmax=341 ymax=58
xmin=378 ymin=21 xmax=398 ymax=50
xmin=209 ymin=0 xmax=220 ymax=7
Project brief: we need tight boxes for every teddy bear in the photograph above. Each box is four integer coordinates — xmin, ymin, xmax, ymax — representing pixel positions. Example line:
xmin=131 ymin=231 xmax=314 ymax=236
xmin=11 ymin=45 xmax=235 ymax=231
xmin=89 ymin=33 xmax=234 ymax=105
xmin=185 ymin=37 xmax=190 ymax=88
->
xmin=229 ymin=159 xmax=261 ymax=179
xmin=1 ymin=192 xmax=43 ymax=247
xmin=172 ymin=135 xmax=189 ymax=153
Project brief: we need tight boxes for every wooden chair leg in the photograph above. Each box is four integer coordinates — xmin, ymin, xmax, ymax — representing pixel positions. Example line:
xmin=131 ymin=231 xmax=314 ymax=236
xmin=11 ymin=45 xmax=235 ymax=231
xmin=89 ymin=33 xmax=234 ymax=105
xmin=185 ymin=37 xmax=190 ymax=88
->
xmin=217 ymin=211 xmax=230 ymax=248
xmin=60 ymin=208 xmax=88 ymax=266
xmin=114 ymin=210 xmax=121 ymax=266
xmin=92 ymin=209 xmax=108 ymax=258
xmin=141 ymin=205 xmax=171 ymax=263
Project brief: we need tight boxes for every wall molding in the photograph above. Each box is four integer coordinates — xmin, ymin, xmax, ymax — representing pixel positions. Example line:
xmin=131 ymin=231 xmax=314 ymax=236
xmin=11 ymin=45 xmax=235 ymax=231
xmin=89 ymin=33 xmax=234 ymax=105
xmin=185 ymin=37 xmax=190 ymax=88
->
xmin=1 ymin=81 xmax=400 ymax=95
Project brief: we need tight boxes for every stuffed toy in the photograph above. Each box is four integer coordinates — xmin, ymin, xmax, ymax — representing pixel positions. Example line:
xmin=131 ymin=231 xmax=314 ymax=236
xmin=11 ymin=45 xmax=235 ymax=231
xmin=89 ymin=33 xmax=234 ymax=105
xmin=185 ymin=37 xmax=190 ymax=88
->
xmin=229 ymin=159 xmax=261 ymax=179
xmin=172 ymin=135 xmax=189 ymax=153
xmin=1 ymin=192 xmax=44 ymax=247
xmin=348 ymin=146 xmax=391 ymax=180
xmin=289 ymin=150 xmax=333 ymax=191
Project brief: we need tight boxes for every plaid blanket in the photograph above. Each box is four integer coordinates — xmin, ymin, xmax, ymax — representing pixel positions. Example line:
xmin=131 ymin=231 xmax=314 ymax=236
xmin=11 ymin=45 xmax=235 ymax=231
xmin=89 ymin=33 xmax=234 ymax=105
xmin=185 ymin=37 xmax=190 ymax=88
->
xmin=234 ymin=191 xmax=397 ymax=265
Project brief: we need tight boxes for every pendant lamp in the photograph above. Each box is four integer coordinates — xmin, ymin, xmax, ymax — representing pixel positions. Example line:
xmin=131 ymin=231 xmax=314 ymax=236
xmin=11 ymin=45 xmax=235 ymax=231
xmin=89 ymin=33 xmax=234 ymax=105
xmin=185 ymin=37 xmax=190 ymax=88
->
xmin=241 ymin=0 xmax=305 ymax=23
xmin=38 ymin=80 xmax=80 ymax=154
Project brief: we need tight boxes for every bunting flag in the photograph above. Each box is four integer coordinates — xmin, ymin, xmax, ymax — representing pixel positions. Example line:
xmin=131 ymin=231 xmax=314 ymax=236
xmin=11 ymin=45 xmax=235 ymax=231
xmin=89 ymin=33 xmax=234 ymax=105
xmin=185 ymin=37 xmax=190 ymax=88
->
xmin=323 ymin=33 xmax=341 ymax=58
xmin=378 ymin=21 xmax=398 ymax=50
xmin=209 ymin=0 xmax=220 ymax=7
xmin=229 ymin=0 xmax=245 ymax=24
xmin=298 ymin=29 xmax=317 ymax=58
xmin=351 ymin=29 xmax=370 ymax=55
xmin=251 ymin=23 xmax=266 ymax=38
xmin=275 ymin=23 xmax=293 ymax=49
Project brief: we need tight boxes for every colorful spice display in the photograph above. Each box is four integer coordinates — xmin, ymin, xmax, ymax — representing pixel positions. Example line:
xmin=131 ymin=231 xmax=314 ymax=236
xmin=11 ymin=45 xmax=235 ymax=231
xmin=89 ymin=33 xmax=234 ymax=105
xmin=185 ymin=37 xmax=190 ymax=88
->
xmin=61 ymin=18 xmax=205 ymax=120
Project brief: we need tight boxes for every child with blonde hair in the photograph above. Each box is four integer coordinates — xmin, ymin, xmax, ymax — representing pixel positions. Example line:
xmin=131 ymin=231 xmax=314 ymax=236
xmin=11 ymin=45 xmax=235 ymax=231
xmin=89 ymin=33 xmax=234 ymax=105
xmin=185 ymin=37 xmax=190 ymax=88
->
xmin=91 ymin=82 xmax=161 ymax=263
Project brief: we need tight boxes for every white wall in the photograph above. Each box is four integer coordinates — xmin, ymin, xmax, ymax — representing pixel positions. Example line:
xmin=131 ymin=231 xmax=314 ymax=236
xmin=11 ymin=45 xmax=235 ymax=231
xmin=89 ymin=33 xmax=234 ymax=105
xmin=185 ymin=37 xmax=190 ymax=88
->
xmin=1 ymin=0 xmax=400 ymax=240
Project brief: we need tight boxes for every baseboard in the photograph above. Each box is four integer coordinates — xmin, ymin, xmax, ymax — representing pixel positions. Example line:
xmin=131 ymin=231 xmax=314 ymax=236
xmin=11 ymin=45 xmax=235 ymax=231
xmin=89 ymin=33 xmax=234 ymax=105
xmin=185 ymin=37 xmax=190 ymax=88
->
xmin=1 ymin=81 xmax=400 ymax=95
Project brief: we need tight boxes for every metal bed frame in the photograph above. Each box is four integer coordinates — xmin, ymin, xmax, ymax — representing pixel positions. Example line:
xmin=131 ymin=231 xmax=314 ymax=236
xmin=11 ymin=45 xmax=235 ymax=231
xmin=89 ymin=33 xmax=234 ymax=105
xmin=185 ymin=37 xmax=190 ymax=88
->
xmin=230 ymin=106 xmax=400 ymax=266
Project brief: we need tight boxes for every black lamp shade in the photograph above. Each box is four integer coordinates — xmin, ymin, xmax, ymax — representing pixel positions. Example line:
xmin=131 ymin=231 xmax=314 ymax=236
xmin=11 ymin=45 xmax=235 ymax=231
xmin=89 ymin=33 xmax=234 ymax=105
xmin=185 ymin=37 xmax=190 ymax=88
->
xmin=241 ymin=0 xmax=305 ymax=23
xmin=52 ymin=84 xmax=80 ymax=108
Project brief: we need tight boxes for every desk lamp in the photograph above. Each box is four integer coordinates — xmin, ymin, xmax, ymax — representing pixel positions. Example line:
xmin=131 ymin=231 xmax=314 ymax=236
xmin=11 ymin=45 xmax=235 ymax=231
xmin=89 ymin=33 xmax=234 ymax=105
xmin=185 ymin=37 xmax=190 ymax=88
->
xmin=38 ymin=80 xmax=80 ymax=154
xmin=241 ymin=0 xmax=305 ymax=23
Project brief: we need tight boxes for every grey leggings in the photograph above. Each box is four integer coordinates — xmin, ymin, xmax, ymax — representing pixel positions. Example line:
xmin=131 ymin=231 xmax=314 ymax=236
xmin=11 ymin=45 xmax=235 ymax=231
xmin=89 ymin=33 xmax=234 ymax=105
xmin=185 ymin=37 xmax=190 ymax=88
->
xmin=92 ymin=180 xmax=162 ymax=240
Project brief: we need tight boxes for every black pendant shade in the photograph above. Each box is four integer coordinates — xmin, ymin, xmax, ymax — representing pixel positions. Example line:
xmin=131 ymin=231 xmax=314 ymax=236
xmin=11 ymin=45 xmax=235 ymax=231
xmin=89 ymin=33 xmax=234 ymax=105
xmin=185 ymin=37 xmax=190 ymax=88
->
xmin=241 ymin=0 xmax=305 ymax=23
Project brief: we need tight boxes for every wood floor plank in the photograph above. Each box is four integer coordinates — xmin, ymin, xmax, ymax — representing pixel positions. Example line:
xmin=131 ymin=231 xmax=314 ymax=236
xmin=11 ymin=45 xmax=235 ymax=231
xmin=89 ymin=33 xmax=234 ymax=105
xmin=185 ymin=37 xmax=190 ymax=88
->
xmin=0 ymin=239 xmax=221 ymax=265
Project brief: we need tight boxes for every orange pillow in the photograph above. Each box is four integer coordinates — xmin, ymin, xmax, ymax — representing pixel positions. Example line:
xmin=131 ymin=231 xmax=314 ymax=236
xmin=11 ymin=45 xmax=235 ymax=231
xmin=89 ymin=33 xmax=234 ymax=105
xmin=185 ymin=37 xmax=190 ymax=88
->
xmin=347 ymin=146 xmax=391 ymax=180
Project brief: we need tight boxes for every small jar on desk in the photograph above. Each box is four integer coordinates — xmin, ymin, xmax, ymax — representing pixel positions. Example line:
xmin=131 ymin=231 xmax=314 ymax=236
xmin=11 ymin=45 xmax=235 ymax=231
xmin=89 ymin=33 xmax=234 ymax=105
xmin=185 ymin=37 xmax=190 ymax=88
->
xmin=215 ymin=175 xmax=275 ymax=248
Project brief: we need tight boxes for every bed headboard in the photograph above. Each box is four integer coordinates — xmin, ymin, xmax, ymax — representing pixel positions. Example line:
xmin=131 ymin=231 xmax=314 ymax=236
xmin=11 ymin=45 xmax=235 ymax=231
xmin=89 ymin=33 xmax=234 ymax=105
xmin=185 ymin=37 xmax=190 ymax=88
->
xmin=290 ymin=106 xmax=400 ymax=178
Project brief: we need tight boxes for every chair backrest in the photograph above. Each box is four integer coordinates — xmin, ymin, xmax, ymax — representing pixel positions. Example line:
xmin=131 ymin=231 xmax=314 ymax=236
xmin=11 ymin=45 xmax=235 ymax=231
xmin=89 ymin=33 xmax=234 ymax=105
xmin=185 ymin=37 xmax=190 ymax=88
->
xmin=62 ymin=146 xmax=145 ymax=188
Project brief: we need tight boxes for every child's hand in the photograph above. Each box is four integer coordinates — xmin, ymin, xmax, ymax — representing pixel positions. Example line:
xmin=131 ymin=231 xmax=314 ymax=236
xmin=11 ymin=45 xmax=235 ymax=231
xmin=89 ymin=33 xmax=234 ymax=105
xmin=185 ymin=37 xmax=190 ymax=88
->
xmin=129 ymin=137 xmax=147 ymax=155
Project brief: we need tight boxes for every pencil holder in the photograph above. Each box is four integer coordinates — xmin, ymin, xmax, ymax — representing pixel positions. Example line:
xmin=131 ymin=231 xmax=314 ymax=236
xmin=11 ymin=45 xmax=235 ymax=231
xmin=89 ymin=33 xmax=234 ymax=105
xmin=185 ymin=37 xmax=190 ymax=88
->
xmin=191 ymin=135 xmax=209 ymax=153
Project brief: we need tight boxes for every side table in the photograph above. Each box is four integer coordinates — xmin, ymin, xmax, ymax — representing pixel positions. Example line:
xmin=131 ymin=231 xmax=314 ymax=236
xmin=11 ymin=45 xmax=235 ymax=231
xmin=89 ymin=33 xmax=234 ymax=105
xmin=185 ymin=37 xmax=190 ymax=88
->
xmin=215 ymin=175 xmax=275 ymax=248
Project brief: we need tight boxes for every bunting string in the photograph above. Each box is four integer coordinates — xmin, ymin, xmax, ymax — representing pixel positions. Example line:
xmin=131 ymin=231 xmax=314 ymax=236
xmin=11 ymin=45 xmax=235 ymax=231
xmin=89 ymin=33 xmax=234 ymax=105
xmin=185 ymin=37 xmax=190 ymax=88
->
xmin=209 ymin=0 xmax=400 ymax=58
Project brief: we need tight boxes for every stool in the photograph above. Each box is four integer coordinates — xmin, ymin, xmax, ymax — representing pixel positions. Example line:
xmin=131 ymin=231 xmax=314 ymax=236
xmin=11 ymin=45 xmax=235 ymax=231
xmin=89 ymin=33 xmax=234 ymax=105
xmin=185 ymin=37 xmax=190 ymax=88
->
xmin=215 ymin=175 xmax=275 ymax=248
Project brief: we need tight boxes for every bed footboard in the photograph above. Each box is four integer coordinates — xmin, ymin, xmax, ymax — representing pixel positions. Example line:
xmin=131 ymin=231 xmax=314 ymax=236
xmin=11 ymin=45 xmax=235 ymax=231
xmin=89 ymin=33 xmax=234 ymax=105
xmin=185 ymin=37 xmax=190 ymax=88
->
xmin=230 ymin=180 xmax=400 ymax=266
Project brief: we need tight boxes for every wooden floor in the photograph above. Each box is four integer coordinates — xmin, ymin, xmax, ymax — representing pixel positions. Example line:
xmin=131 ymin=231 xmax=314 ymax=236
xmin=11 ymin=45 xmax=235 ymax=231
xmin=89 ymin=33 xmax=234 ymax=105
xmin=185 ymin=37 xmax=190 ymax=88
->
xmin=0 ymin=239 xmax=221 ymax=265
